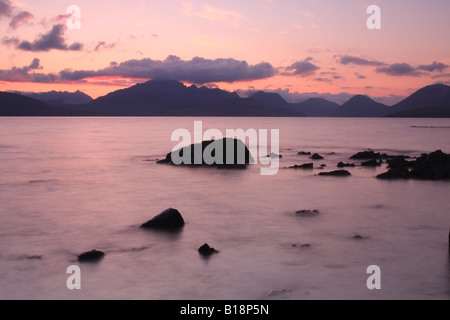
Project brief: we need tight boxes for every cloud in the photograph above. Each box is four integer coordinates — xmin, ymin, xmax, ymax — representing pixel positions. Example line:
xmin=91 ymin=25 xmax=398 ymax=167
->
xmin=355 ymin=72 xmax=367 ymax=79
xmin=180 ymin=1 xmax=244 ymax=29
xmin=339 ymin=55 xmax=385 ymax=67
xmin=0 ymin=0 xmax=12 ymax=19
xmin=300 ymin=11 xmax=315 ymax=18
xmin=8 ymin=24 xmax=83 ymax=52
xmin=417 ymin=61 xmax=449 ymax=72
xmin=0 ymin=58 xmax=57 ymax=83
xmin=9 ymin=11 xmax=34 ymax=29
xmin=94 ymin=41 xmax=118 ymax=51
xmin=59 ymin=55 xmax=276 ymax=84
xmin=285 ymin=58 xmax=319 ymax=77
xmin=376 ymin=63 xmax=421 ymax=77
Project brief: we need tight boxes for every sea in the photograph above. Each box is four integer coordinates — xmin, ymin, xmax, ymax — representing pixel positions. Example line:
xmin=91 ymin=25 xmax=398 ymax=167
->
xmin=0 ymin=117 xmax=449 ymax=300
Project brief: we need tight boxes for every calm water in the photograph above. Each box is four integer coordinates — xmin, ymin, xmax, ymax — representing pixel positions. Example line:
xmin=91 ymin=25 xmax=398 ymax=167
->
xmin=0 ymin=117 xmax=449 ymax=300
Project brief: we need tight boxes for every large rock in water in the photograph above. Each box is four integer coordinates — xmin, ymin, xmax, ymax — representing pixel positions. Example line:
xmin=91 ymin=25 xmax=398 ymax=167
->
xmin=78 ymin=250 xmax=105 ymax=263
xmin=377 ymin=150 xmax=450 ymax=180
xmin=140 ymin=208 xmax=185 ymax=230
xmin=157 ymin=138 xmax=254 ymax=168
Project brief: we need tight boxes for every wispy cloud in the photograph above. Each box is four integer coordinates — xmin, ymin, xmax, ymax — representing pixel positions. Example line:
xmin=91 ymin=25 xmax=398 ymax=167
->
xmin=339 ymin=55 xmax=386 ymax=67
xmin=376 ymin=63 xmax=422 ymax=77
xmin=9 ymin=11 xmax=33 ymax=29
xmin=179 ymin=1 xmax=244 ymax=29
xmin=285 ymin=57 xmax=320 ymax=77
xmin=417 ymin=61 xmax=449 ymax=72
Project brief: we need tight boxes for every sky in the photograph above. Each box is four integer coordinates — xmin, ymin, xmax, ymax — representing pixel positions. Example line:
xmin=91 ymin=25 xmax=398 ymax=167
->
xmin=0 ymin=0 xmax=450 ymax=105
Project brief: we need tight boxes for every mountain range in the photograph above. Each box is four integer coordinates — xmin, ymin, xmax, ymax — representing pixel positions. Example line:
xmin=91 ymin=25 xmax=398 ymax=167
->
xmin=1 ymin=81 xmax=450 ymax=117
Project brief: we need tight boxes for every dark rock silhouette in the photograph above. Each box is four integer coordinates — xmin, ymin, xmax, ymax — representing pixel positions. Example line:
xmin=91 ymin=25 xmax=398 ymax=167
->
xmin=377 ymin=167 xmax=411 ymax=180
xmin=289 ymin=163 xmax=314 ymax=169
xmin=338 ymin=162 xmax=356 ymax=168
xmin=361 ymin=159 xmax=383 ymax=167
xmin=157 ymin=138 xmax=254 ymax=168
xmin=387 ymin=156 xmax=410 ymax=169
xmin=297 ymin=151 xmax=312 ymax=156
xmin=140 ymin=208 xmax=185 ymax=230
xmin=78 ymin=250 xmax=105 ymax=263
xmin=198 ymin=243 xmax=219 ymax=257
xmin=350 ymin=150 xmax=383 ymax=160
xmin=310 ymin=153 xmax=324 ymax=160
xmin=296 ymin=210 xmax=320 ymax=216
xmin=318 ymin=170 xmax=351 ymax=177
xmin=352 ymin=234 xmax=363 ymax=240
xmin=410 ymin=150 xmax=450 ymax=180
xmin=377 ymin=150 xmax=450 ymax=180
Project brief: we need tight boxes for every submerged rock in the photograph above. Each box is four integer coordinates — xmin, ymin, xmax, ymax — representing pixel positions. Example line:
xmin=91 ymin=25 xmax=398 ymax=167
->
xmin=318 ymin=170 xmax=351 ymax=177
xmin=140 ymin=208 xmax=185 ymax=230
xmin=337 ymin=162 xmax=356 ymax=168
xmin=296 ymin=210 xmax=320 ymax=216
xmin=377 ymin=167 xmax=411 ymax=180
xmin=350 ymin=150 xmax=389 ymax=160
xmin=267 ymin=152 xmax=282 ymax=158
xmin=78 ymin=250 xmax=105 ymax=263
xmin=310 ymin=153 xmax=324 ymax=160
xmin=297 ymin=151 xmax=312 ymax=156
xmin=289 ymin=163 xmax=314 ymax=169
xmin=361 ymin=159 xmax=383 ymax=167
xmin=198 ymin=243 xmax=219 ymax=256
xmin=157 ymin=138 xmax=254 ymax=168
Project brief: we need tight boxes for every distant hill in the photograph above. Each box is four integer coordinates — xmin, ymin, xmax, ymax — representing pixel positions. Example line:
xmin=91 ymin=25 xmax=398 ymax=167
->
xmin=0 ymin=92 xmax=83 ymax=116
xmin=338 ymin=95 xmax=390 ymax=117
xmin=81 ymin=80 xmax=303 ymax=116
xmin=290 ymin=98 xmax=340 ymax=117
xmin=387 ymin=106 xmax=450 ymax=118
xmin=390 ymin=84 xmax=450 ymax=113
xmin=249 ymin=91 xmax=289 ymax=108
xmin=14 ymin=90 xmax=93 ymax=105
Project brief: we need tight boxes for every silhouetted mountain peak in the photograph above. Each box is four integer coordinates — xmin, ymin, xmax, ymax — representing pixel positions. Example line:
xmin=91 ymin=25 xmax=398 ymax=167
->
xmin=340 ymin=94 xmax=389 ymax=117
xmin=249 ymin=91 xmax=288 ymax=107
xmin=392 ymin=84 xmax=450 ymax=112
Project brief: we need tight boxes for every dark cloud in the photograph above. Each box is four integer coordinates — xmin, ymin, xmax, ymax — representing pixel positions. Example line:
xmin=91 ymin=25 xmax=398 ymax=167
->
xmin=355 ymin=72 xmax=367 ymax=79
xmin=285 ymin=58 xmax=319 ymax=77
xmin=417 ymin=61 xmax=449 ymax=72
xmin=0 ymin=0 xmax=13 ymax=19
xmin=313 ymin=77 xmax=332 ymax=83
xmin=59 ymin=55 xmax=275 ymax=83
xmin=339 ymin=55 xmax=385 ymax=67
xmin=9 ymin=11 xmax=34 ymax=29
xmin=0 ymin=58 xmax=57 ymax=83
xmin=12 ymin=24 xmax=83 ymax=52
xmin=94 ymin=41 xmax=118 ymax=51
xmin=376 ymin=63 xmax=421 ymax=77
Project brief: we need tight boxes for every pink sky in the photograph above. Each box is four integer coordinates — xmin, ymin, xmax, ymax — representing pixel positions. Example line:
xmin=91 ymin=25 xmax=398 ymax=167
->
xmin=1 ymin=0 xmax=449 ymax=104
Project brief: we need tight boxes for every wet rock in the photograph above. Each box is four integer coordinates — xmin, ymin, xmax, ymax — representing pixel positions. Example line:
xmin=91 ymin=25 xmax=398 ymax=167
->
xmin=267 ymin=152 xmax=282 ymax=158
xmin=410 ymin=150 xmax=450 ymax=180
xmin=337 ymin=162 xmax=356 ymax=168
xmin=386 ymin=156 xmax=410 ymax=169
xmin=157 ymin=138 xmax=253 ymax=168
xmin=310 ymin=153 xmax=324 ymax=160
xmin=350 ymin=150 xmax=383 ymax=160
xmin=297 ymin=151 xmax=312 ymax=156
xmin=296 ymin=209 xmax=320 ymax=216
xmin=140 ymin=208 xmax=185 ymax=230
xmin=78 ymin=250 xmax=105 ymax=263
xmin=300 ymin=244 xmax=312 ymax=249
xmin=361 ymin=159 xmax=383 ymax=167
xmin=377 ymin=167 xmax=411 ymax=180
xmin=198 ymin=243 xmax=219 ymax=256
xmin=289 ymin=163 xmax=313 ymax=169
xmin=352 ymin=234 xmax=363 ymax=240
xmin=378 ymin=150 xmax=450 ymax=180
xmin=318 ymin=170 xmax=351 ymax=177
